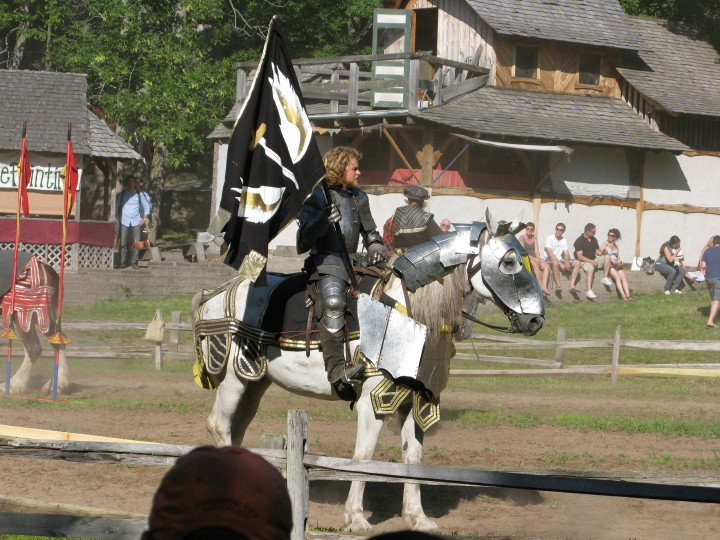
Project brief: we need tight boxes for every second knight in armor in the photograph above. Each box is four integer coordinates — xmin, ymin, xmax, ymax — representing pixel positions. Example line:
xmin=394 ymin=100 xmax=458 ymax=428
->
xmin=388 ymin=185 xmax=444 ymax=254
xmin=296 ymin=146 xmax=386 ymax=400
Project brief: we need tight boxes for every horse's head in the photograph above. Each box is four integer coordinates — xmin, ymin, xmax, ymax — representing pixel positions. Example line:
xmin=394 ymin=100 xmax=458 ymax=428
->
xmin=391 ymin=211 xmax=544 ymax=336
xmin=455 ymin=210 xmax=545 ymax=336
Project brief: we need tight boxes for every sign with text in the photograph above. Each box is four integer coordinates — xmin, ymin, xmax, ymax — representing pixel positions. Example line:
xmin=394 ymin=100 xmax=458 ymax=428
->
xmin=0 ymin=151 xmax=82 ymax=193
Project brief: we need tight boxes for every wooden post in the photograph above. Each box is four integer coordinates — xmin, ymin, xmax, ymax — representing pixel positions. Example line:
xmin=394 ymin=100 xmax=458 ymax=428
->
xmin=611 ymin=325 xmax=621 ymax=386
xmin=154 ymin=308 xmax=163 ymax=372
xmin=260 ymin=434 xmax=287 ymax=450
xmin=194 ymin=242 xmax=206 ymax=262
xmin=169 ymin=311 xmax=181 ymax=352
xmin=408 ymin=59 xmax=419 ymax=115
xmin=236 ymin=68 xmax=246 ymax=103
xmin=555 ymin=327 xmax=566 ymax=368
xmin=348 ymin=63 xmax=359 ymax=117
xmin=329 ymin=71 xmax=340 ymax=114
xmin=422 ymin=128 xmax=434 ymax=185
xmin=287 ymin=409 xmax=308 ymax=540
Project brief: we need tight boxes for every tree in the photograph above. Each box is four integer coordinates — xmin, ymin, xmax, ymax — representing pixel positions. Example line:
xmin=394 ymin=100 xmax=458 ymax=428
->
xmin=2 ymin=0 xmax=378 ymax=179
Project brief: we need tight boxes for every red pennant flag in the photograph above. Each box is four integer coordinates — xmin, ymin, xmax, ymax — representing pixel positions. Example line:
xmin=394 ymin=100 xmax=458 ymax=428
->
xmin=63 ymin=139 xmax=79 ymax=219
xmin=17 ymin=135 xmax=31 ymax=217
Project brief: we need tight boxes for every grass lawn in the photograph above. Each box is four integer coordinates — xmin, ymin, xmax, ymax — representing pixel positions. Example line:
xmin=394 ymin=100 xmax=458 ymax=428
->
xmin=456 ymin=287 xmax=719 ymax=366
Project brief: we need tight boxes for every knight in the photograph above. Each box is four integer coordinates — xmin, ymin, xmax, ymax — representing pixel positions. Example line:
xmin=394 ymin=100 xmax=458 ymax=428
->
xmin=296 ymin=146 xmax=386 ymax=399
xmin=387 ymin=185 xmax=444 ymax=254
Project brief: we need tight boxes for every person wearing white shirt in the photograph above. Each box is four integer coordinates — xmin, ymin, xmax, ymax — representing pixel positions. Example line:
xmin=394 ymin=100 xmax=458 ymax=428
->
xmin=544 ymin=222 xmax=572 ymax=292
xmin=116 ymin=175 xmax=152 ymax=269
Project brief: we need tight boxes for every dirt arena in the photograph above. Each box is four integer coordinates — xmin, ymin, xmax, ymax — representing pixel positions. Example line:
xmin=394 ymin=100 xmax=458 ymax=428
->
xmin=1 ymin=361 xmax=719 ymax=539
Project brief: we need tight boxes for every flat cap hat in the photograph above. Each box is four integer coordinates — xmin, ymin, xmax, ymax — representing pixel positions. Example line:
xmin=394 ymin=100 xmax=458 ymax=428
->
xmin=403 ymin=185 xmax=429 ymax=200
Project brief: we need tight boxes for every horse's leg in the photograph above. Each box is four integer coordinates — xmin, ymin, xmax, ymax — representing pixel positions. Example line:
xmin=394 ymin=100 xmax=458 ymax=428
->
xmin=8 ymin=329 xmax=41 ymax=395
xmin=399 ymin=407 xmax=438 ymax=531
xmin=206 ymin=374 xmax=271 ymax=446
xmin=41 ymin=345 xmax=70 ymax=395
xmin=343 ymin=378 xmax=385 ymax=532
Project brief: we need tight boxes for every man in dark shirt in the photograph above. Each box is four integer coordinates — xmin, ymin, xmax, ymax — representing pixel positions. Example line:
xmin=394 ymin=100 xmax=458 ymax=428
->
xmin=386 ymin=185 xmax=443 ymax=254
xmin=701 ymin=235 xmax=720 ymax=328
xmin=569 ymin=222 xmax=603 ymax=299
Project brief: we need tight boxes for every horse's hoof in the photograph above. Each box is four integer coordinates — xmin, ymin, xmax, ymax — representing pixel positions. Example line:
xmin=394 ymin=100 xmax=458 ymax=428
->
xmin=342 ymin=516 xmax=372 ymax=532
xmin=405 ymin=515 xmax=438 ymax=532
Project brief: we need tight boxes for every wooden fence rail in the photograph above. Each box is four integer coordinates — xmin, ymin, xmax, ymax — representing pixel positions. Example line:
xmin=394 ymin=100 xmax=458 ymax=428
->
xmin=453 ymin=328 xmax=720 ymax=383
xmin=3 ymin=316 xmax=718 ymax=381
xmin=1 ymin=409 xmax=720 ymax=539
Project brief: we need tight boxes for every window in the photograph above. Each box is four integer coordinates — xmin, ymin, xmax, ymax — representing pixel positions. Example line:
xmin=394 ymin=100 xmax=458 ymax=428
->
xmin=514 ymin=46 xmax=538 ymax=79
xmin=579 ymin=53 xmax=601 ymax=86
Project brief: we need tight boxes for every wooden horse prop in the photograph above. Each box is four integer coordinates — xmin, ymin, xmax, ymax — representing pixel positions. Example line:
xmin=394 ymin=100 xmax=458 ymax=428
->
xmin=191 ymin=215 xmax=545 ymax=531
xmin=0 ymin=251 xmax=69 ymax=395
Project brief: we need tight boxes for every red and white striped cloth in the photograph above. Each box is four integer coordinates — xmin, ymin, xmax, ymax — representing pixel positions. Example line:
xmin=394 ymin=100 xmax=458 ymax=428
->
xmin=1 ymin=257 xmax=56 ymax=334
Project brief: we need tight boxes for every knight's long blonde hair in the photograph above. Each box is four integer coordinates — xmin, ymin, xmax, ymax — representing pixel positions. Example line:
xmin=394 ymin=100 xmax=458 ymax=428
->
xmin=323 ymin=146 xmax=361 ymax=187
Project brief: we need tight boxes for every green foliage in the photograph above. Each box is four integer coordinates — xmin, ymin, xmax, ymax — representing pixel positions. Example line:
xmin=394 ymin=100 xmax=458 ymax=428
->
xmin=620 ymin=0 xmax=720 ymax=50
xmin=461 ymin=288 xmax=720 ymax=365
xmin=453 ymin=409 xmax=720 ymax=439
xmin=0 ymin=0 xmax=378 ymax=172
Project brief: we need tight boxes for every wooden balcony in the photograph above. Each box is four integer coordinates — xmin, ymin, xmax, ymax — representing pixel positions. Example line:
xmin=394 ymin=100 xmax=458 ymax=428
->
xmin=234 ymin=52 xmax=489 ymax=122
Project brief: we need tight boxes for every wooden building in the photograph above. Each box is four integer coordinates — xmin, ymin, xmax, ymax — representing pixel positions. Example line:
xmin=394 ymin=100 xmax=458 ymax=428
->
xmin=0 ymin=70 xmax=141 ymax=269
xmin=209 ymin=0 xmax=720 ymax=264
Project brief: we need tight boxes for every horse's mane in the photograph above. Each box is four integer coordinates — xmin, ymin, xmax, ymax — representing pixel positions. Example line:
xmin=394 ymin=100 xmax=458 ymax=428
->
xmin=407 ymin=264 xmax=467 ymax=340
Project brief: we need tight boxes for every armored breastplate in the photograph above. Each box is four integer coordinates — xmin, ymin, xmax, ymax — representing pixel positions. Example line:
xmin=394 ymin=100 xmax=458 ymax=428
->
xmin=312 ymin=189 xmax=364 ymax=254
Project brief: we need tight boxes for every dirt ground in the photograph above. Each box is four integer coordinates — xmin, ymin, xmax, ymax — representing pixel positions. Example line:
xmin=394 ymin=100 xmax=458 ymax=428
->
xmin=1 ymin=362 xmax=719 ymax=540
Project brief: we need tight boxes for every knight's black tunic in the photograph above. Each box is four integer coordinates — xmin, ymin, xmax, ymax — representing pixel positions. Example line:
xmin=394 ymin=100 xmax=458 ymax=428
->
xmin=390 ymin=204 xmax=443 ymax=252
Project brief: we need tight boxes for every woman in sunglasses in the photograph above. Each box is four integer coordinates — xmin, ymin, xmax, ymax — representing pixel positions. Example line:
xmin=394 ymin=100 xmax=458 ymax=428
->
xmin=600 ymin=228 xmax=632 ymax=300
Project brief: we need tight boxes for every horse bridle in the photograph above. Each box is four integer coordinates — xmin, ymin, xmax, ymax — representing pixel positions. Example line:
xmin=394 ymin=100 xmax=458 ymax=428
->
xmin=463 ymin=254 xmax=516 ymax=333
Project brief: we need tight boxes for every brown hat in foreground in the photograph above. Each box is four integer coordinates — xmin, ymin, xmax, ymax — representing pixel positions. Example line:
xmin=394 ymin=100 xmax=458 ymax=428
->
xmin=142 ymin=446 xmax=292 ymax=540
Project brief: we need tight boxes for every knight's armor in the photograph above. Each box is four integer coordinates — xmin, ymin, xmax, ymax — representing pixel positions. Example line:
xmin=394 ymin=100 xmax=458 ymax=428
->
xmin=390 ymin=204 xmax=443 ymax=253
xmin=297 ymin=184 xmax=384 ymax=397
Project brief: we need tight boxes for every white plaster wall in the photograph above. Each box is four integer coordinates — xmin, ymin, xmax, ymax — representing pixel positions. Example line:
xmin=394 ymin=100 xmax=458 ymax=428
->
xmin=536 ymin=201 xmax=637 ymax=260
xmin=550 ymin=146 xmax=630 ymax=198
xmin=644 ymin=153 xmax=720 ymax=207
xmin=640 ymin=210 xmax=720 ymax=268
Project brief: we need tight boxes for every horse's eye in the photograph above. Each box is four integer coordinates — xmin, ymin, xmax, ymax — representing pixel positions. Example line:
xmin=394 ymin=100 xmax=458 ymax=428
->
xmin=499 ymin=250 xmax=522 ymax=275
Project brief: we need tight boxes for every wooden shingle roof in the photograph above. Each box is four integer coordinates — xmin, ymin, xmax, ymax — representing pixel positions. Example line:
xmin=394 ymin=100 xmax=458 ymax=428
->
xmin=617 ymin=17 xmax=720 ymax=117
xmin=466 ymin=0 xmax=643 ymax=50
xmin=88 ymin=112 xmax=141 ymax=160
xmin=0 ymin=70 xmax=91 ymax=154
xmin=0 ymin=69 xmax=138 ymax=159
xmin=414 ymin=86 xmax=689 ymax=152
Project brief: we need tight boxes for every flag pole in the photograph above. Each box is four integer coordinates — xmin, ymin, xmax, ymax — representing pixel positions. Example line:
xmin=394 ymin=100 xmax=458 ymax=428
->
xmin=2 ymin=121 xmax=28 ymax=395
xmin=47 ymin=123 xmax=73 ymax=400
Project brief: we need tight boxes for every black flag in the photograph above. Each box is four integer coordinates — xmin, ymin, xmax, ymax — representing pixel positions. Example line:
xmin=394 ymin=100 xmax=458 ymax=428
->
xmin=219 ymin=16 xmax=325 ymax=282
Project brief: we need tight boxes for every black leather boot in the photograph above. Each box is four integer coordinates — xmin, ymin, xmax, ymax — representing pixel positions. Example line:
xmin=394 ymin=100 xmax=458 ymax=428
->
xmin=318 ymin=328 xmax=365 ymax=401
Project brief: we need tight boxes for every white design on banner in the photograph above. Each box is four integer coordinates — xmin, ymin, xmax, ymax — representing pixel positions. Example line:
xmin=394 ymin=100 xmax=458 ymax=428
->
xmin=232 ymin=185 xmax=286 ymax=223
xmin=257 ymin=137 xmax=299 ymax=190
xmin=268 ymin=62 xmax=312 ymax=164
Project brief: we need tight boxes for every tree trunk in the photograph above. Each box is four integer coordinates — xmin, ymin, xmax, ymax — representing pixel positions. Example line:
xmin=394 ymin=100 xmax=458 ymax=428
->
xmin=10 ymin=3 xmax=30 ymax=70
xmin=148 ymin=142 xmax=168 ymax=244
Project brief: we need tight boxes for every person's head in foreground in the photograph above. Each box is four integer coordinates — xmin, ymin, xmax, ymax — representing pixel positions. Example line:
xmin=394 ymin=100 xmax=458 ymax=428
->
xmin=142 ymin=446 xmax=292 ymax=540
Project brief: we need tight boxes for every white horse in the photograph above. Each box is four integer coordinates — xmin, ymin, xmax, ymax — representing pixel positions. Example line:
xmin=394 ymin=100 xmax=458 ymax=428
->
xmin=191 ymin=217 xmax=545 ymax=531
xmin=1 ymin=253 xmax=70 ymax=395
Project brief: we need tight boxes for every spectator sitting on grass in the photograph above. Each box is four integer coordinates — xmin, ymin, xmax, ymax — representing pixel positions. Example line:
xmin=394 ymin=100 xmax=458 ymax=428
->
xmin=569 ymin=223 xmax=603 ymax=300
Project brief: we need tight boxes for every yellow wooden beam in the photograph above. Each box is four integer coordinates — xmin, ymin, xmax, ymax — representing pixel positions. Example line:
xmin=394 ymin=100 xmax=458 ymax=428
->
xmin=0 ymin=424 xmax=160 ymax=444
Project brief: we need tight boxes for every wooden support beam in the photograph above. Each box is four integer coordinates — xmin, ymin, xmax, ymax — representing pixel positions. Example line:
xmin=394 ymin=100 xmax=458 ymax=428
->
xmin=382 ymin=128 xmax=421 ymax=184
xmin=422 ymin=129 xmax=434 ymax=185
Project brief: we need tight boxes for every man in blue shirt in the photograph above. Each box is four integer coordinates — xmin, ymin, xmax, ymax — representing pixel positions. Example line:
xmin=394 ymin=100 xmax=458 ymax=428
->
xmin=116 ymin=175 xmax=152 ymax=269
xmin=701 ymin=235 xmax=720 ymax=328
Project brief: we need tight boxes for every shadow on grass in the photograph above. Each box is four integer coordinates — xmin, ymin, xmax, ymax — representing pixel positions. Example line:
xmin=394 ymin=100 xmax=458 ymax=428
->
xmin=310 ymin=480 xmax=543 ymax=524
